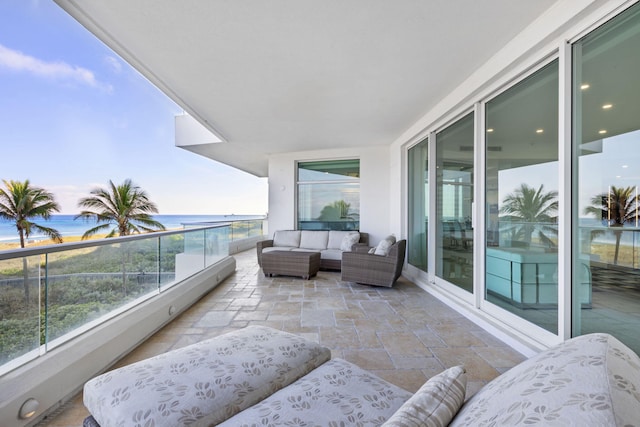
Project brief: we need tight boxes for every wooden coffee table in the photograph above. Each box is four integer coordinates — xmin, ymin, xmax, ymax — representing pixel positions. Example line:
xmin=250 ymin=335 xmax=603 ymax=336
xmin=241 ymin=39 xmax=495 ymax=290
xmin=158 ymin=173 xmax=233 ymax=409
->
xmin=261 ymin=251 xmax=321 ymax=279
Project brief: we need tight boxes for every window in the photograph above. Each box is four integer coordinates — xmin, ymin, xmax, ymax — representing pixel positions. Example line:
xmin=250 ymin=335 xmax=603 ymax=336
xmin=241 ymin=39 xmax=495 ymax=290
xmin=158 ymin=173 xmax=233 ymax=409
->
xmin=485 ymin=60 xmax=559 ymax=334
xmin=297 ymin=160 xmax=360 ymax=230
xmin=573 ymin=2 xmax=640 ymax=352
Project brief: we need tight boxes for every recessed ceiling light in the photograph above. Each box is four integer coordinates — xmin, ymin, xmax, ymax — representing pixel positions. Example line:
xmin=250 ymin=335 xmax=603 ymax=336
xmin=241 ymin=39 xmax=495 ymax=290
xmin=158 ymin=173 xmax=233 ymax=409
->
xmin=536 ymin=129 xmax=544 ymax=134
xmin=599 ymin=130 xmax=607 ymax=134
xmin=581 ymin=84 xmax=590 ymax=90
xmin=602 ymin=104 xmax=613 ymax=109
xmin=487 ymin=128 xmax=494 ymax=133
xmin=616 ymin=175 xmax=622 ymax=179
xmin=623 ymin=165 xmax=629 ymax=168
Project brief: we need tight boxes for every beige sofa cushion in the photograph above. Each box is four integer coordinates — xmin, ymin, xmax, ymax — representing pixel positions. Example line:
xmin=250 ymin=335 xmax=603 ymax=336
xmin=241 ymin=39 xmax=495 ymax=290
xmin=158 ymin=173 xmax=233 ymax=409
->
xmin=300 ymin=230 xmax=329 ymax=250
xmin=273 ymin=230 xmax=301 ymax=247
xmin=450 ymin=333 xmax=640 ymax=427
xmin=320 ymin=248 xmax=342 ymax=260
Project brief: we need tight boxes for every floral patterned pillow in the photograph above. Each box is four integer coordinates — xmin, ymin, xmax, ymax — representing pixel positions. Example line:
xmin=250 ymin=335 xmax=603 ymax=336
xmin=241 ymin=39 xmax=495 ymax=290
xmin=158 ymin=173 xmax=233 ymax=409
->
xmin=383 ymin=365 xmax=467 ymax=427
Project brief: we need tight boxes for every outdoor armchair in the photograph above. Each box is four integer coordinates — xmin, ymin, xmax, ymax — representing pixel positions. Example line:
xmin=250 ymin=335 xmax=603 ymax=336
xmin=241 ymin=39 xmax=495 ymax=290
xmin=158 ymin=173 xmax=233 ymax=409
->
xmin=341 ymin=239 xmax=406 ymax=287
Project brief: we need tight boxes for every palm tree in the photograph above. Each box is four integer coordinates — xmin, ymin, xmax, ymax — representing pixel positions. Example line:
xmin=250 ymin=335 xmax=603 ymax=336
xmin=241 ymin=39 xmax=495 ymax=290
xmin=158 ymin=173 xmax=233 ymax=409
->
xmin=584 ymin=185 xmax=639 ymax=265
xmin=76 ymin=179 xmax=165 ymax=238
xmin=0 ymin=179 xmax=62 ymax=303
xmin=0 ymin=179 xmax=63 ymax=248
xmin=499 ymin=183 xmax=558 ymax=248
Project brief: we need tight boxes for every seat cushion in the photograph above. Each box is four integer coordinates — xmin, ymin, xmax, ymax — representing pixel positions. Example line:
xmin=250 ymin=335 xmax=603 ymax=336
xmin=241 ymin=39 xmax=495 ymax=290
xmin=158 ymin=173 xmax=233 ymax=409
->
xmin=318 ymin=248 xmax=341 ymax=261
xmin=262 ymin=246 xmax=295 ymax=253
xmin=450 ymin=333 xmax=640 ymax=426
xmin=218 ymin=358 xmax=413 ymax=426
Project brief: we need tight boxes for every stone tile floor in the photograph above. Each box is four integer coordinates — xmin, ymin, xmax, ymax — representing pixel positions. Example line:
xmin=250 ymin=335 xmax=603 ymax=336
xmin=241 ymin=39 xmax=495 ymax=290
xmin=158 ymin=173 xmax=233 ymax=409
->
xmin=39 ymin=249 xmax=526 ymax=426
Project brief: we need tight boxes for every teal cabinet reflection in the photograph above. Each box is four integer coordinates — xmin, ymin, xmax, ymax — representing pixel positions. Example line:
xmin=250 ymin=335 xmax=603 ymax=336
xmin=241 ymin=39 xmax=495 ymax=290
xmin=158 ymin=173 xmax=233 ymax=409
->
xmin=486 ymin=248 xmax=591 ymax=308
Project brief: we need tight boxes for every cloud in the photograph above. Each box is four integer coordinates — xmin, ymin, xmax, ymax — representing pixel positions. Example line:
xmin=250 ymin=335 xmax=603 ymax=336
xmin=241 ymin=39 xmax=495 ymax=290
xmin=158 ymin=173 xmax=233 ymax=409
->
xmin=104 ymin=55 xmax=122 ymax=74
xmin=47 ymin=184 xmax=92 ymax=214
xmin=0 ymin=43 xmax=111 ymax=90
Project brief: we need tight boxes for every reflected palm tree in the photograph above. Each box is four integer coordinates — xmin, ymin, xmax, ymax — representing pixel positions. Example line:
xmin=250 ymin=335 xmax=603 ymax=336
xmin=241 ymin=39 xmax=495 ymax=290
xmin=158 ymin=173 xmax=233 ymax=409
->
xmin=500 ymin=184 xmax=558 ymax=248
xmin=318 ymin=200 xmax=353 ymax=221
xmin=584 ymin=185 xmax=639 ymax=265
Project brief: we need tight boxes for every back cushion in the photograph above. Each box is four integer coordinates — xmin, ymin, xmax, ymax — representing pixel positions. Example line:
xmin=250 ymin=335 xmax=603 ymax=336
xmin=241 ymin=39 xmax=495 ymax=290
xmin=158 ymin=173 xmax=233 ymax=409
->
xmin=300 ymin=231 xmax=329 ymax=250
xmin=273 ymin=230 xmax=301 ymax=247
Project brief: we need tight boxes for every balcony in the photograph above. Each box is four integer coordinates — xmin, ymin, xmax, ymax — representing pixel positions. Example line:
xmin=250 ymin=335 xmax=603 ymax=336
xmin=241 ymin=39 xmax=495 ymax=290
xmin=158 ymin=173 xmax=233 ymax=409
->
xmin=34 ymin=249 xmax=525 ymax=426
xmin=0 ymin=219 xmax=265 ymax=427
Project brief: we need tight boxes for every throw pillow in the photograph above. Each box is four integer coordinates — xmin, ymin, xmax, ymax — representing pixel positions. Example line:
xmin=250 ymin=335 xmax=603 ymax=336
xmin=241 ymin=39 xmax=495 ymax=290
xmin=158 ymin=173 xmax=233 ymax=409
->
xmin=374 ymin=234 xmax=396 ymax=256
xmin=340 ymin=232 xmax=361 ymax=252
xmin=382 ymin=365 xmax=467 ymax=427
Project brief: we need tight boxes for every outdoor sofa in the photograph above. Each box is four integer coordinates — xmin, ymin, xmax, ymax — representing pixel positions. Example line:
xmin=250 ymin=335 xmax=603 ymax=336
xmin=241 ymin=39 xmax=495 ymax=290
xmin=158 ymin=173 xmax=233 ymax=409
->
xmin=256 ymin=229 xmax=368 ymax=270
xmin=82 ymin=325 xmax=640 ymax=426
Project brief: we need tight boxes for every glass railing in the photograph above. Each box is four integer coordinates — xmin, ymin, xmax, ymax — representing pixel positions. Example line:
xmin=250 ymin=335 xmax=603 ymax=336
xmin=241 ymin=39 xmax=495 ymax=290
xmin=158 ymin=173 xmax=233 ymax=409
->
xmin=0 ymin=219 xmax=263 ymax=374
xmin=579 ymin=225 xmax=640 ymax=269
xmin=182 ymin=218 xmax=264 ymax=242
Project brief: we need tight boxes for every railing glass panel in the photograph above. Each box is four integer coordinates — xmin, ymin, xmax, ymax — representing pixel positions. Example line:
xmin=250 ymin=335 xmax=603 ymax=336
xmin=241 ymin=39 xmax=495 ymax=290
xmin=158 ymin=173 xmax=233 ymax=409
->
xmin=0 ymin=218 xmax=265 ymax=374
xmin=0 ymin=255 xmax=41 ymax=367
xmin=205 ymin=226 xmax=229 ymax=268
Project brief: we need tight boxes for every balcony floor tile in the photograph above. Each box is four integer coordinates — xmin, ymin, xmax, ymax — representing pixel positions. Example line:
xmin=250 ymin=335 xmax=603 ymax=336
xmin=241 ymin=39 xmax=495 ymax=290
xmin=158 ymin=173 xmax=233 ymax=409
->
xmin=37 ymin=248 xmax=526 ymax=426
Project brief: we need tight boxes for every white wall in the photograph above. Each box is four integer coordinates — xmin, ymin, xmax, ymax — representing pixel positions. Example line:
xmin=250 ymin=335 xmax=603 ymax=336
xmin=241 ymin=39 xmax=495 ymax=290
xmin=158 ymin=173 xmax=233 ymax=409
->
xmin=268 ymin=146 xmax=391 ymax=244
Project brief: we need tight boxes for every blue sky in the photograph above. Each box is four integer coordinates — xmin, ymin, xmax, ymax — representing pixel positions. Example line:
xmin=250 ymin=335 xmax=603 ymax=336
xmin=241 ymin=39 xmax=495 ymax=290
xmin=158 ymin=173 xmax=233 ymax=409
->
xmin=0 ymin=1 xmax=267 ymax=215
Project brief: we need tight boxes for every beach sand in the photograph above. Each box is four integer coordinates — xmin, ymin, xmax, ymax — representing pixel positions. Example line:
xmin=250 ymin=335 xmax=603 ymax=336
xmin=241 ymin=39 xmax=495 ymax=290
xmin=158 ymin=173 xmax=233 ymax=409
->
xmin=0 ymin=234 xmax=108 ymax=251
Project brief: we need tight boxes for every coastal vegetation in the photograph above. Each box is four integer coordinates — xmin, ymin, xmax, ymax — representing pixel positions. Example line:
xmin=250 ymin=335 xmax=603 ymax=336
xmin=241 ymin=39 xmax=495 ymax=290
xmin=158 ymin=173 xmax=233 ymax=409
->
xmin=0 ymin=235 xmax=184 ymax=365
xmin=0 ymin=177 xmax=262 ymax=368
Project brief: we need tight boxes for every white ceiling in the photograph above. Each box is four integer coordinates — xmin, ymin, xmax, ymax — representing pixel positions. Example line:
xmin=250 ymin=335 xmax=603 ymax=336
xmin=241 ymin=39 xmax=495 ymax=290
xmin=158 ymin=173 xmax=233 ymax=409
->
xmin=55 ymin=0 xmax=559 ymax=176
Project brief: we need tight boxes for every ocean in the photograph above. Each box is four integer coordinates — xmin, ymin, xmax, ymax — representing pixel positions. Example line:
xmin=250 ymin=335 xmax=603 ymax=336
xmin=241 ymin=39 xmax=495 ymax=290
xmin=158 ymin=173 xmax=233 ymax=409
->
xmin=0 ymin=214 xmax=264 ymax=243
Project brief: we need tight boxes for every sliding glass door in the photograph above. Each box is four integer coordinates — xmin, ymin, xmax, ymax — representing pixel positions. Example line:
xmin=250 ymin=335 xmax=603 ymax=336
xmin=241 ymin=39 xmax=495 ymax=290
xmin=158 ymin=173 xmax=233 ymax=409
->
xmin=435 ymin=113 xmax=474 ymax=292
xmin=485 ymin=61 xmax=559 ymax=334
xmin=573 ymin=2 xmax=640 ymax=353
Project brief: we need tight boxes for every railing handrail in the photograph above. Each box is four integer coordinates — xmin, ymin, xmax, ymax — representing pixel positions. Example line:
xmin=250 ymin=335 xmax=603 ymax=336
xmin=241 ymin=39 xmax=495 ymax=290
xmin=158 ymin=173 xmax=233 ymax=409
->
xmin=0 ymin=223 xmax=229 ymax=260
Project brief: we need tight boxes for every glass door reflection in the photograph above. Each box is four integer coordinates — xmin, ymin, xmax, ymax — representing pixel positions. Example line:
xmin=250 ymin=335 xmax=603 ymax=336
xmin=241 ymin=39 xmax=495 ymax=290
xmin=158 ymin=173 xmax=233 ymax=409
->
xmin=435 ymin=113 xmax=474 ymax=292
